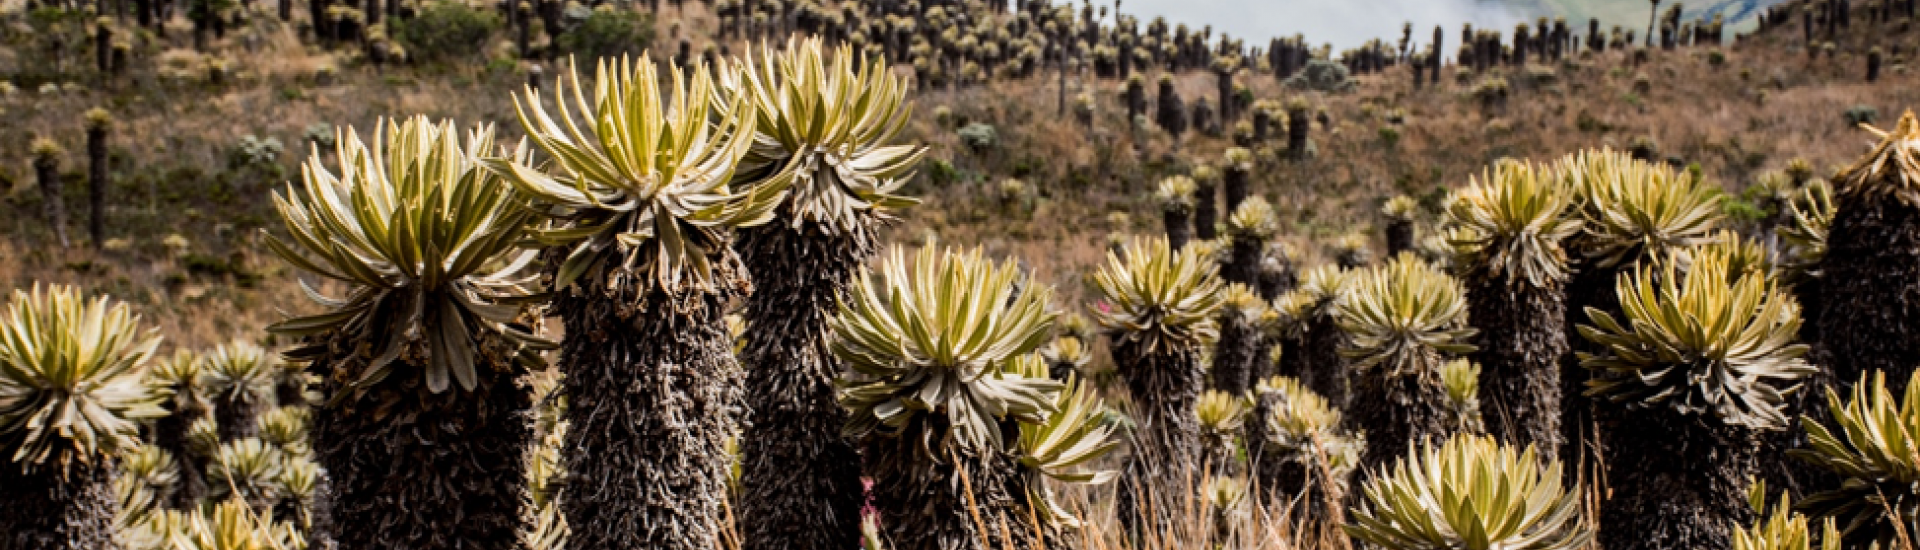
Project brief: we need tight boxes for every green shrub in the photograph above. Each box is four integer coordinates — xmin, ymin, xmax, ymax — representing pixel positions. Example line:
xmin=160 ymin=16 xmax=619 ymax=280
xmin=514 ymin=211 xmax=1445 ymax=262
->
xmin=1721 ymin=196 xmax=1768 ymax=224
xmin=228 ymin=135 xmax=284 ymax=174
xmin=958 ymin=122 xmax=998 ymax=153
xmin=302 ymin=123 xmax=336 ymax=150
xmin=1378 ymin=126 xmax=1401 ymax=148
xmin=1284 ymin=59 xmax=1357 ymax=93
xmin=391 ymin=1 xmax=502 ymax=63
xmin=556 ymin=6 xmax=655 ymax=62
xmin=927 ymin=158 xmax=961 ymax=186
xmin=1844 ymin=104 xmax=1879 ymax=126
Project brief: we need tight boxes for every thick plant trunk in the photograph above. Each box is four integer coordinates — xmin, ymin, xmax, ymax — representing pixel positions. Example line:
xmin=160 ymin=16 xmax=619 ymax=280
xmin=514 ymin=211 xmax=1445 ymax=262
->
xmin=215 ymin=394 xmax=260 ymax=442
xmin=86 ymin=126 xmax=107 ymax=249
xmin=1222 ymin=237 xmax=1261 ymax=287
xmin=1287 ymin=109 xmax=1310 ymax=160
xmin=865 ymin=415 xmax=1058 ymax=550
xmin=556 ymin=291 xmax=739 ymax=550
xmin=311 ymin=342 xmax=531 ymax=550
xmin=310 ymin=0 xmax=331 ymax=43
xmin=276 ymin=375 xmax=308 ymax=409
xmin=1248 ymin=387 xmax=1277 ymax=476
xmin=1223 ymin=167 xmax=1249 ymax=215
xmin=1125 ymin=82 xmax=1145 ymax=124
xmin=1348 ymin=355 xmax=1455 ymax=477
xmin=0 ymin=461 xmax=120 ymax=550
xmin=1467 ymin=274 xmax=1565 ymax=457
xmin=1252 ymin=428 xmax=1343 ymax=528
xmin=1211 ymin=315 xmax=1260 ymax=395
xmin=154 ymin=402 xmax=208 ymax=509
xmin=1194 ymin=180 xmax=1219 ymax=241
xmin=1216 ymin=70 xmax=1235 ymax=122
xmin=1273 ymin=335 xmax=1308 ymax=381
xmin=1815 ymin=196 xmax=1920 ymax=397
xmin=1385 ymin=220 xmax=1414 ymax=258
xmin=1163 ymin=207 xmax=1192 ymax=250
xmin=1600 ymin=410 xmax=1757 ymax=550
xmin=1258 ymin=253 xmax=1298 ymax=300
xmin=735 ymin=225 xmax=867 ymax=550
xmin=1770 ymin=275 xmax=1833 ymax=495
xmin=1113 ymin=338 xmax=1204 ymax=533
xmin=35 ymin=157 xmax=69 ymax=249
xmin=1561 ymin=261 xmax=1619 ymax=468
xmin=1302 ymin=316 xmax=1349 ymax=411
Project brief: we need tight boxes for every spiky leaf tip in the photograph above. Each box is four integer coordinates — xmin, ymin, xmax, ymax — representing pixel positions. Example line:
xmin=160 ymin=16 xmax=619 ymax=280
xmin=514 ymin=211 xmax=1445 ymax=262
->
xmin=1227 ymin=196 xmax=1278 ymax=241
xmin=1381 ymin=194 xmax=1419 ymax=222
xmin=1776 ymin=178 xmax=1834 ymax=282
xmin=486 ymin=55 xmax=789 ymax=296
xmin=1346 ymin=434 xmax=1592 ymax=550
xmin=267 ymin=116 xmax=555 ymax=394
xmin=1577 ymin=244 xmax=1814 ymax=429
xmin=1156 ymin=175 xmax=1199 ymax=211
xmin=1836 ymin=110 xmax=1920 ymax=208
xmin=725 ymin=37 xmax=926 ymax=233
xmin=1792 ymin=370 xmax=1920 ymax=546
xmin=1196 ymin=389 xmax=1251 ymax=434
xmin=0 ymin=284 xmax=163 ymax=469
xmin=1559 ymin=147 xmax=1722 ymax=269
xmin=200 ymin=340 xmax=276 ymax=406
xmin=1017 ymin=374 xmax=1120 ymax=527
xmin=832 ymin=245 xmax=1062 ymax=453
xmin=1091 ymin=236 xmax=1227 ymax=353
xmin=1335 ymin=255 xmax=1478 ymax=378
xmin=1445 ymin=159 xmax=1582 ymax=288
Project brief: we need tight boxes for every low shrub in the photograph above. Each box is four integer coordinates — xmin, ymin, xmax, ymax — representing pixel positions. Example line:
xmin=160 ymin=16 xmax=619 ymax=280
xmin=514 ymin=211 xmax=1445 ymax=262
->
xmin=391 ymin=1 xmax=502 ymax=63
xmin=556 ymin=6 xmax=655 ymax=62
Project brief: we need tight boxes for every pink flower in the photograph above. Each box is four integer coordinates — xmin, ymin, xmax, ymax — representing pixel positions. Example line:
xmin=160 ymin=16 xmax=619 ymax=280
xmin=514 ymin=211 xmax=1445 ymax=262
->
xmin=861 ymin=477 xmax=877 ymax=519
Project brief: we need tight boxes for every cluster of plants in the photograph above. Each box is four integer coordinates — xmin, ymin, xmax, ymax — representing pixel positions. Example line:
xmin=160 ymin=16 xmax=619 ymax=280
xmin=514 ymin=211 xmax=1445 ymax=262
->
xmin=18 ymin=0 xmax=1920 ymax=549
xmin=1077 ymin=111 xmax=1920 ymax=550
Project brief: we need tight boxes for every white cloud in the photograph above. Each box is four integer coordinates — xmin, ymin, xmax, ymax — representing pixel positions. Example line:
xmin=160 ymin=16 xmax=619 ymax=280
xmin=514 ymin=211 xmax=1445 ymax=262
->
xmin=1109 ymin=0 xmax=1529 ymax=51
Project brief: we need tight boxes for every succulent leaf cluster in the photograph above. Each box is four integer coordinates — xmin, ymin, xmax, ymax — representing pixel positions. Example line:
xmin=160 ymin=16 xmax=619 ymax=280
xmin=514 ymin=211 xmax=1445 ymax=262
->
xmin=1346 ymin=434 xmax=1592 ymax=550
xmin=1090 ymin=236 xmax=1228 ymax=353
xmin=267 ymin=116 xmax=554 ymax=393
xmin=0 ymin=285 xmax=163 ymax=468
xmin=1577 ymin=245 xmax=1814 ymax=429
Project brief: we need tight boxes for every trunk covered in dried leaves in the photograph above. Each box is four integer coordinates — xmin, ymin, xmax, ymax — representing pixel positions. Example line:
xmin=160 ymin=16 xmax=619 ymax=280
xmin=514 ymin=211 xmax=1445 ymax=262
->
xmin=154 ymin=396 xmax=209 ymax=509
xmin=1211 ymin=315 xmax=1261 ymax=396
xmin=1112 ymin=338 xmax=1204 ymax=533
xmin=555 ymin=290 xmax=741 ymax=550
xmin=309 ymin=337 xmax=532 ymax=550
xmin=1194 ymin=180 xmax=1219 ymax=241
xmin=214 ymin=393 xmax=262 ymax=442
xmin=1302 ymin=317 xmax=1349 ymax=411
xmin=0 ymin=462 xmax=120 ymax=550
xmin=1348 ymin=351 xmax=1456 ymax=478
xmin=864 ymin=415 xmax=1061 ymax=550
xmin=1385 ymin=220 xmax=1414 ymax=257
xmin=735 ymin=224 xmax=870 ymax=550
xmin=1466 ymin=274 xmax=1565 ymax=457
xmin=1816 ymin=196 xmax=1920 ymax=397
xmin=1561 ymin=261 xmax=1620 ymax=467
xmin=1600 ymin=410 xmax=1758 ymax=550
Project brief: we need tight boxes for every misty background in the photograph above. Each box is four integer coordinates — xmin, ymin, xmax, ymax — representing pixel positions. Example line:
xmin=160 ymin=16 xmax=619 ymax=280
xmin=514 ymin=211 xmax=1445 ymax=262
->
xmin=1105 ymin=0 xmax=1791 ymax=53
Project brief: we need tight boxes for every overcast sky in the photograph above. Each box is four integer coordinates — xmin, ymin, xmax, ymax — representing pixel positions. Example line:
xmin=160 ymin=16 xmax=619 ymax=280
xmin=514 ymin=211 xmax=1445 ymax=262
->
xmin=1109 ymin=0 xmax=1532 ymax=51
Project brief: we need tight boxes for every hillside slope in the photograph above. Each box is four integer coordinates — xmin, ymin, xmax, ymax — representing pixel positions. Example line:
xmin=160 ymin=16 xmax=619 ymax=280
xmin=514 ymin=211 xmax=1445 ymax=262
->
xmin=0 ymin=0 xmax=1901 ymax=348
